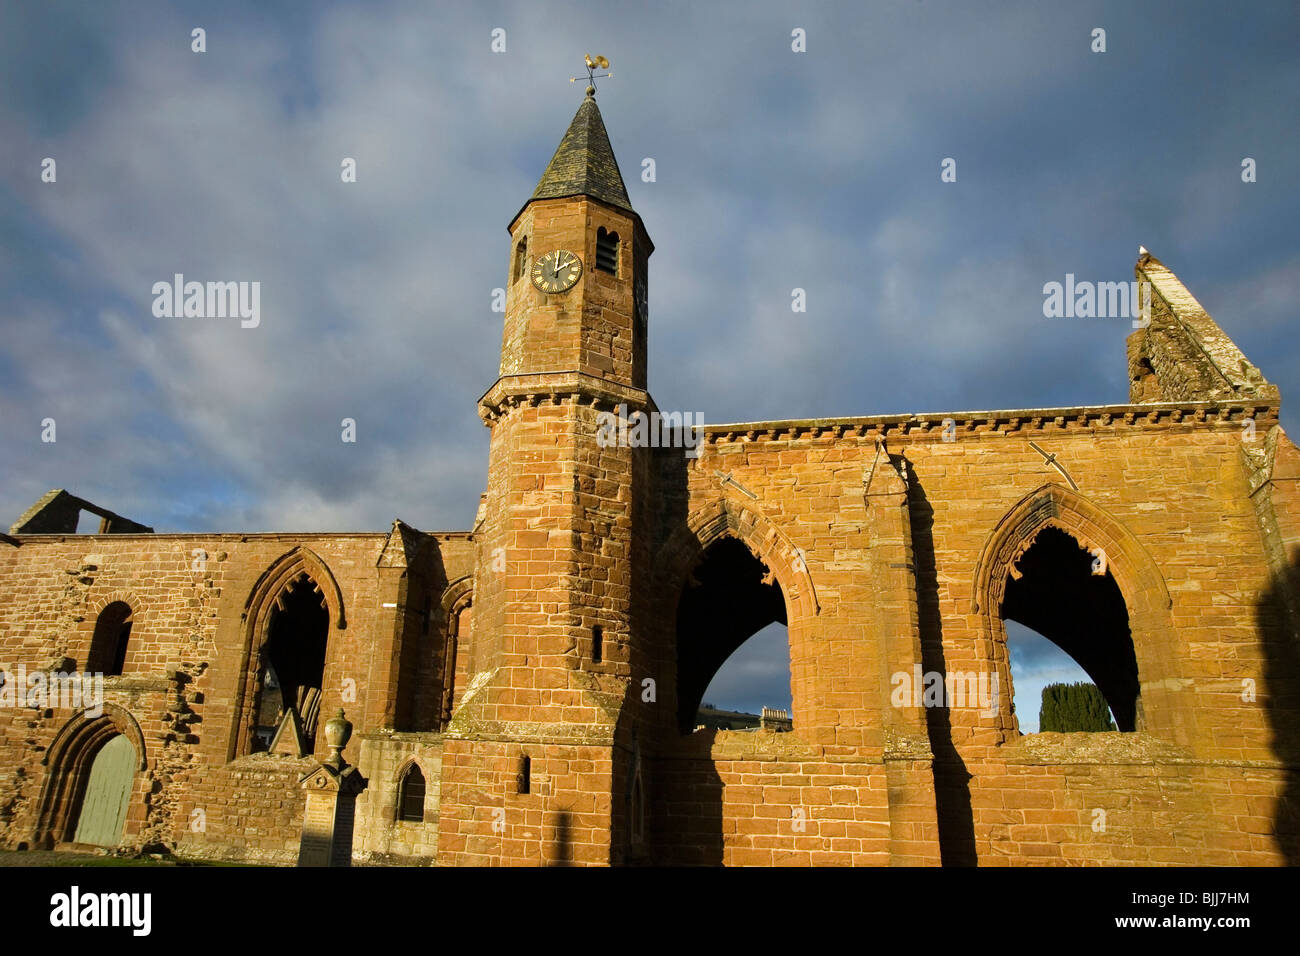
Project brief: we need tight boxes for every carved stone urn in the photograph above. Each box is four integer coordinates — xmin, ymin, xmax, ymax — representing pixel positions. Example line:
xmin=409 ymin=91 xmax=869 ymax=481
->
xmin=324 ymin=709 xmax=352 ymax=768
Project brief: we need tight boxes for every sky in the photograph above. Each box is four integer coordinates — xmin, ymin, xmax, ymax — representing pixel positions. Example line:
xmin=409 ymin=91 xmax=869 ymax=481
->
xmin=3 ymin=1 xmax=1297 ymax=721
xmin=701 ymin=620 xmax=1097 ymax=732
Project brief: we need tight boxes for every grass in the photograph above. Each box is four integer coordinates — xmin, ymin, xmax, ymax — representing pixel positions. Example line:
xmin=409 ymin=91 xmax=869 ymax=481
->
xmin=0 ymin=849 xmax=256 ymax=867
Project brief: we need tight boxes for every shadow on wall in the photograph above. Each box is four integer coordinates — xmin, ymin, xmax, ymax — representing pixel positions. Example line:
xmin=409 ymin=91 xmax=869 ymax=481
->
xmin=668 ymin=535 xmax=783 ymax=864
xmin=1256 ymin=546 xmax=1300 ymax=864
xmin=649 ymin=746 xmax=725 ymax=865
xmin=908 ymin=470 xmax=977 ymax=866
xmin=548 ymin=810 xmax=572 ymax=866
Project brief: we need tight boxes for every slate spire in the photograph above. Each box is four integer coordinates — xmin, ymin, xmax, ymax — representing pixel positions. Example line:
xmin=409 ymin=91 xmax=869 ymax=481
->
xmin=528 ymin=89 xmax=634 ymax=214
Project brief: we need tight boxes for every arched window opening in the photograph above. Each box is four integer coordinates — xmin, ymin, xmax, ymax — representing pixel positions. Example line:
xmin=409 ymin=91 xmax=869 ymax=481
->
xmin=88 ymin=602 xmax=133 ymax=676
xmin=1001 ymin=527 xmax=1138 ymax=732
xmin=397 ymin=763 xmax=426 ymax=822
xmin=251 ymin=573 xmax=330 ymax=752
xmin=513 ymin=235 xmax=528 ymax=282
xmin=1007 ymin=621 xmax=1117 ymax=732
xmin=595 ymin=227 xmax=619 ymax=275
xmin=442 ymin=597 xmax=473 ymax=725
xmin=676 ymin=538 xmax=790 ymax=734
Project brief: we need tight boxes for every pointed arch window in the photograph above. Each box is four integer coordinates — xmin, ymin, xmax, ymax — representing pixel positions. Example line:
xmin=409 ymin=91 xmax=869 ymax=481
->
xmin=1000 ymin=527 xmax=1138 ymax=731
xmin=398 ymin=763 xmax=426 ymax=822
xmin=676 ymin=538 xmax=791 ymax=734
xmin=249 ymin=572 xmax=330 ymax=753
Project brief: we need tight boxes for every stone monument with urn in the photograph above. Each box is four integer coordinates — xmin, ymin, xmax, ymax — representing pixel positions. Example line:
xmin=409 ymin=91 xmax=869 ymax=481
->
xmin=297 ymin=709 xmax=368 ymax=867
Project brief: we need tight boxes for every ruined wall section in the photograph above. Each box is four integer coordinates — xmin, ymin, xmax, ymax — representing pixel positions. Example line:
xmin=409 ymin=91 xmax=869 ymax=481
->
xmin=1127 ymin=252 xmax=1278 ymax=406
xmin=353 ymin=732 xmax=444 ymax=864
xmin=0 ymin=530 xmax=470 ymax=864
xmin=644 ymin=420 xmax=937 ymax=865
xmin=647 ymin=399 xmax=1294 ymax=865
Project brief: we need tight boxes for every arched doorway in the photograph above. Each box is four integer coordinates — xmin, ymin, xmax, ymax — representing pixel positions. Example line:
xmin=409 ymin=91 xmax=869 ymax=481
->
xmin=35 ymin=707 xmax=146 ymax=848
xmin=72 ymin=734 xmax=136 ymax=846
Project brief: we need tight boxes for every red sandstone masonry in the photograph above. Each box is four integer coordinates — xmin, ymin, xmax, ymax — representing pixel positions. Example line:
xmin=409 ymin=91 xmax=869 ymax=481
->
xmin=1 ymin=119 xmax=1295 ymax=869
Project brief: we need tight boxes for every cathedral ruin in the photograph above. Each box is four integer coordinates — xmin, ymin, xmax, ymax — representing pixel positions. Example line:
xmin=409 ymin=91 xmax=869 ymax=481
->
xmin=1 ymin=89 xmax=1297 ymax=866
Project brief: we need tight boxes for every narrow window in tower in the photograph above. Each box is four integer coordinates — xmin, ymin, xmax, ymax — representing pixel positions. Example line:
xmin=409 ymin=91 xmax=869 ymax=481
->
xmin=595 ymin=227 xmax=619 ymax=274
xmin=517 ymin=754 xmax=531 ymax=794
xmin=592 ymin=625 xmax=603 ymax=664
xmin=513 ymin=235 xmax=528 ymax=282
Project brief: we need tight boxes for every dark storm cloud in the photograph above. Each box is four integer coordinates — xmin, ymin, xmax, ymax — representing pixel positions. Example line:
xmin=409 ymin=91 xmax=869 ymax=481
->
xmin=2 ymin=0 xmax=1296 ymax=538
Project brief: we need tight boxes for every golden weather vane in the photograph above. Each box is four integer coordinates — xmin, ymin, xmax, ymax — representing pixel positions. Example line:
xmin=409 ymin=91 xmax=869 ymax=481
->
xmin=570 ymin=54 xmax=611 ymax=94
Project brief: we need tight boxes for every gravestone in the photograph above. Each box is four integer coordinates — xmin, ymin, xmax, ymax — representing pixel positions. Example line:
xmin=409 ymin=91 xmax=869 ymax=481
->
xmin=297 ymin=709 xmax=367 ymax=867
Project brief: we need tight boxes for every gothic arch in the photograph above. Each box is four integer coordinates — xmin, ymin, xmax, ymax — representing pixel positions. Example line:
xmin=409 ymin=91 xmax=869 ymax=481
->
xmin=972 ymin=483 xmax=1170 ymax=616
xmin=655 ymin=496 xmax=818 ymax=734
xmin=35 ymin=703 xmax=146 ymax=845
xmin=972 ymin=482 xmax=1180 ymax=739
xmin=42 ymin=703 xmax=147 ymax=773
xmin=439 ymin=575 xmax=474 ymax=619
xmin=438 ymin=575 xmax=473 ymax=724
xmin=394 ymin=755 xmax=427 ymax=784
xmin=654 ymin=496 xmax=820 ymax=622
xmin=243 ymin=546 xmax=346 ymax=631
xmin=395 ymin=757 xmax=428 ymax=822
xmin=229 ymin=547 xmax=344 ymax=760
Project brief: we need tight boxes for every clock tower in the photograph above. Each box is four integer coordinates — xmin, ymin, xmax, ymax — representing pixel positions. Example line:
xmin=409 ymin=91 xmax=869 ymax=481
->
xmin=497 ymin=86 xmax=652 ymax=387
xmin=438 ymin=86 xmax=654 ymax=865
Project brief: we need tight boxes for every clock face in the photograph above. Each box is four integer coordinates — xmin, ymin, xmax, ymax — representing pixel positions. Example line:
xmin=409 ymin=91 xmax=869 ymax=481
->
xmin=531 ymin=249 xmax=582 ymax=294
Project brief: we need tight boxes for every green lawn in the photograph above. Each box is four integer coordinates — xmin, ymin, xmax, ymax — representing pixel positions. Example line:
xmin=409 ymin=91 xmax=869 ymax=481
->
xmin=0 ymin=850 xmax=253 ymax=867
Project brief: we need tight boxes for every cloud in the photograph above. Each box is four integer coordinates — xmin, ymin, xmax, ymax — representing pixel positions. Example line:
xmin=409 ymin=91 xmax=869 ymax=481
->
xmin=1007 ymin=621 xmax=1102 ymax=733
xmin=2 ymin=0 xmax=1296 ymax=538
xmin=698 ymin=622 xmax=792 ymax=715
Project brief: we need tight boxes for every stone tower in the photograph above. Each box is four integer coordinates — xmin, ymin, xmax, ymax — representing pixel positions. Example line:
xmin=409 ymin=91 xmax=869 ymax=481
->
xmin=435 ymin=89 xmax=653 ymax=865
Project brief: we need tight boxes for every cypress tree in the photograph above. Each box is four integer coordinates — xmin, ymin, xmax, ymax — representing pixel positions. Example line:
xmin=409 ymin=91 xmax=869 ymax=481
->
xmin=1039 ymin=682 xmax=1116 ymax=732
